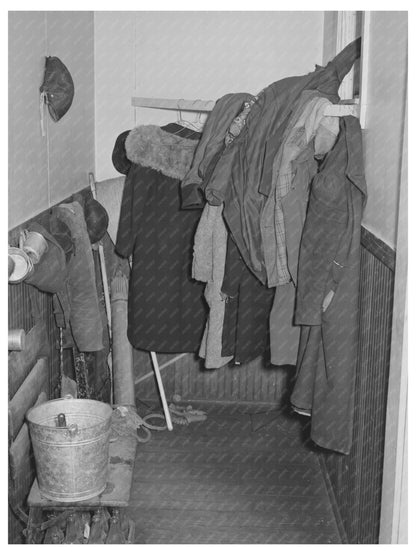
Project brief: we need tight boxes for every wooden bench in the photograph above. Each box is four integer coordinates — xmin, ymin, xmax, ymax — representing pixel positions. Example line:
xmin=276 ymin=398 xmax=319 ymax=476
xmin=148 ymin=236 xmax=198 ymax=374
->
xmin=26 ymin=431 xmax=137 ymax=543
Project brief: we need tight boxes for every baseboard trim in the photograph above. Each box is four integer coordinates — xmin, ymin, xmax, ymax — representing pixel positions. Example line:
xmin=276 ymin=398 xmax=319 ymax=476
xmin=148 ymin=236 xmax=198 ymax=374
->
xmin=136 ymin=396 xmax=283 ymax=410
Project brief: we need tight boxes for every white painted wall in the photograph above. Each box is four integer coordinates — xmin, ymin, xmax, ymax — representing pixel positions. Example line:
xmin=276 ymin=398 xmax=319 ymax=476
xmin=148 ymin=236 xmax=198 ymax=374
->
xmin=8 ymin=11 xmax=95 ymax=230
xmin=94 ymin=12 xmax=136 ymax=183
xmin=379 ymin=94 xmax=407 ymax=545
xmin=94 ymin=11 xmax=325 ymax=181
xmin=360 ymin=12 xmax=407 ymax=250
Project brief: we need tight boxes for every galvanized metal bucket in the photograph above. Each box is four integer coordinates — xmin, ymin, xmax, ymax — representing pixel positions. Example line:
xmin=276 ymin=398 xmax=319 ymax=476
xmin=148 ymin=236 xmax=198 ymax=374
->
xmin=26 ymin=397 xmax=113 ymax=502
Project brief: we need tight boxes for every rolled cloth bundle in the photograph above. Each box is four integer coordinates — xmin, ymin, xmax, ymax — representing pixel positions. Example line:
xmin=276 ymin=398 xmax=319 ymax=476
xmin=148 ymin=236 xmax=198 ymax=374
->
xmin=111 ymin=271 xmax=135 ymax=406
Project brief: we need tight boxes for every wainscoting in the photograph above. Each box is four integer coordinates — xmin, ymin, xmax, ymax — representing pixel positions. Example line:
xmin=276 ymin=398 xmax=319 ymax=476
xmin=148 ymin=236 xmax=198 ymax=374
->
xmin=8 ymin=194 xmax=111 ymax=543
xmin=8 ymin=282 xmax=58 ymax=543
xmin=8 ymin=264 xmax=110 ymax=543
xmin=134 ymin=349 xmax=291 ymax=407
xmin=8 ymin=224 xmax=396 ymax=544
xmin=319 ymin=227 xmax=396 ymax=543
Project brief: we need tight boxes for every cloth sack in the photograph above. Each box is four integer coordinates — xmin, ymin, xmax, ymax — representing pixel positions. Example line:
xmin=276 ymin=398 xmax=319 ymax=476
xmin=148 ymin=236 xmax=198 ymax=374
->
xmin=54 ymin=201 xmax=103 ymax=352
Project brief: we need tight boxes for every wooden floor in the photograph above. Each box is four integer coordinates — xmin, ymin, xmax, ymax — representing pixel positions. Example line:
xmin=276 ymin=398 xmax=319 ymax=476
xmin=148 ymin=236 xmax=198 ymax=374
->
xmin=128 ymin=402 xmax=341 ymax=544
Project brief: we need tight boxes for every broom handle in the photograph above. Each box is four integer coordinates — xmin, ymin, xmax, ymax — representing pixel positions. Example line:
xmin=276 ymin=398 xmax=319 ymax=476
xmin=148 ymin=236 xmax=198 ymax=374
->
xmin=97 ymin=242 xmax=112 ymax=340
xmin=89 ymin=173 xmax=114 ymax=403
xmin=150 ymin=351 xmax=173 ymax=431
xmin=99 ymin=242 xmax=114 ymax=402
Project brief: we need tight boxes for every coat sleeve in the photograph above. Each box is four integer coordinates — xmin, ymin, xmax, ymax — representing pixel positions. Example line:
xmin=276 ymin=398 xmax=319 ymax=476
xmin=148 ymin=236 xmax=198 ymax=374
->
xmin=322 ymin=120 xmax=367 ymax=308
xmin=115 ymin=164 xmax=144 ymax=258
xmin=294 ymin=172 xmax=348 ymax=326
xmin=323 ymin=177 xmax=366 ymax=302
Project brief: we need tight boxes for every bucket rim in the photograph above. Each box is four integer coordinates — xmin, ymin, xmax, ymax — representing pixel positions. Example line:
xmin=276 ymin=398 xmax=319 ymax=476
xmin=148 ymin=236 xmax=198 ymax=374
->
xmin=26 ymin=396 xmax=113 ymax=430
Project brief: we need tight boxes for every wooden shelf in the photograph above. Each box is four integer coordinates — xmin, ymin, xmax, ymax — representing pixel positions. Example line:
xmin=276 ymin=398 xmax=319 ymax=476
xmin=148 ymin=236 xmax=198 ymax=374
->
xmin=132 ymin=97 xmax=215 ymax=112
xmin=132 ymin=95 xmax=361 ymax=118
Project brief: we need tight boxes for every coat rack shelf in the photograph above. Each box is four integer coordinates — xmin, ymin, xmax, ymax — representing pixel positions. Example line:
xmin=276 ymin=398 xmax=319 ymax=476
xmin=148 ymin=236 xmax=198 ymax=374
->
xmin=132 ymin=97 xmax=216 ymax=112
xmin=131 ymin=96 xmax=360 ymax=118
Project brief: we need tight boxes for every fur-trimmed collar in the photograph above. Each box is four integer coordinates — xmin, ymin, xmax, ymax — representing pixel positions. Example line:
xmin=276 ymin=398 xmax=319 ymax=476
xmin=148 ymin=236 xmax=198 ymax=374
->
xmin=125 ymin=125 xmax=199 ymax=180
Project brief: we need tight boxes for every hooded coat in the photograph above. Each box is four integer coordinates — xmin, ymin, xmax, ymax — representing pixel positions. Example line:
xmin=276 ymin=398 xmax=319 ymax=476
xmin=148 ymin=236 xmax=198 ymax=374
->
xmin=115 ymin=123 xmax=207 ymax=353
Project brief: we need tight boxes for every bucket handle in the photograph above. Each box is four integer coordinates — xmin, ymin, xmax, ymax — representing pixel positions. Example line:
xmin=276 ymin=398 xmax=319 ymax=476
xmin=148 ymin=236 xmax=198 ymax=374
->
xmin=56 ymin=395 xmax=77 ymax=436
xmin=65 ymin=423 xmax=78 ymax=437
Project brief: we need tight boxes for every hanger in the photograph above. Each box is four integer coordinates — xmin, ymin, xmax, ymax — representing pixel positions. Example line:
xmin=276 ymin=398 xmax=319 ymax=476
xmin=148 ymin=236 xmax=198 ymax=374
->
xmin=192 ymin=104 xmax=206 ymax=132
xmin=176 ymin=99 xmax=206 ymax=132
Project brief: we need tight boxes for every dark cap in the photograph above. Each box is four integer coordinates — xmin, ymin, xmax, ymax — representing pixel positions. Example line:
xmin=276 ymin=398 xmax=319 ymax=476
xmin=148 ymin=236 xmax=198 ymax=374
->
xmin=84 ymin=197 xmax=109 ymax=244
xmin=40 ymin=56 xmax=74 ymax=122
xmin=112 ymin=130 xmax=132 ymax=175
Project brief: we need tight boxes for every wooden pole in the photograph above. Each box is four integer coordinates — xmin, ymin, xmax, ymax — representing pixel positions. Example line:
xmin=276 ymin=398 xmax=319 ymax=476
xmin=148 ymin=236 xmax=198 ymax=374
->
xmin=89 ymin=173 xmax=114 ymax=404
xmin=150 ymin=351 xmax=173 ymax=431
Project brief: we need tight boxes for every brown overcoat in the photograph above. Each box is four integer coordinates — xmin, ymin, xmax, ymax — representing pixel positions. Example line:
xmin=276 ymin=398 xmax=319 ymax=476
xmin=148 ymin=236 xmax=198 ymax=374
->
xmin=291 ymin=116 xmax=367 ymax=454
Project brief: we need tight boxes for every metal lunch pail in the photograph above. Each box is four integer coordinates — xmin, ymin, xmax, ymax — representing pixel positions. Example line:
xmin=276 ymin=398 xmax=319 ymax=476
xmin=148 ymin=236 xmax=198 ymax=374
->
xmin=26 ymin=397 xmax=113 ymax=502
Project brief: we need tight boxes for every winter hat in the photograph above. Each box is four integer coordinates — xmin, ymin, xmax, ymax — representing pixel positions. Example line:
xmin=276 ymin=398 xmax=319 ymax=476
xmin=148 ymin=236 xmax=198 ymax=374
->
xmin=112 ymin=130 xmax=132 ymax=175
xmin=40 ymin=56 xmax=74 ymax=122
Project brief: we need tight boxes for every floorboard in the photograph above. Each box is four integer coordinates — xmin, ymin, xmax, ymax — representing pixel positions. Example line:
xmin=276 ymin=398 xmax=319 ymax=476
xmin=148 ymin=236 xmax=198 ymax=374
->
xmin=128 ymin=402 xmax=341 ymax=544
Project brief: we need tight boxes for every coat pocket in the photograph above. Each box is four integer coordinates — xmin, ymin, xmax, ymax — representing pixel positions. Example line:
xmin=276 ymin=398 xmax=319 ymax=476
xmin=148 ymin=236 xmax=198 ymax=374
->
xmin=310 ymin=173 xmax=348 ymax=220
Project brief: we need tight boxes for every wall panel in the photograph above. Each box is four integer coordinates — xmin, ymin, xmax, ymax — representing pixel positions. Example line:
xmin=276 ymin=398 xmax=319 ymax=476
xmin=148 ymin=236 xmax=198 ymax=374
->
xmin=8 ymin=282 xmax=60 ymax=544
xmin=94 ymin=11 xmax=136 ymax=182
xmin=94 ymin=11 xmax=325 ymax=180
xmin=8 ymin=11 xmax=95 ymax=230
xmin=134 ymin=350 xmax=290 ymax=407
xmin=8 ymin=12 xmax=49 ymax=226
xmin=321 ymin=229 xmax=395 ymax=543
xmin=46 ymin=11 xmax=95 ymax=205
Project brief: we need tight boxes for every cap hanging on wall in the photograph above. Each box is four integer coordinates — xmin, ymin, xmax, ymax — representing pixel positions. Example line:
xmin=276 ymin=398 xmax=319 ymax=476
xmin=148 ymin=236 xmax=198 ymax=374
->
xmin=84 ymin=197 xmax=109 ymax=244
xmin=72 ymin=192 xmax=110 ymax=245
xmin=39 ymin=56 xmax=74 ymax=134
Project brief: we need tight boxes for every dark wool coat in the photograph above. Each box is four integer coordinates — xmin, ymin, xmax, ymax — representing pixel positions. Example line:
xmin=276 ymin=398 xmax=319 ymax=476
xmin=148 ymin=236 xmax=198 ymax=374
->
xmin=220 ymin=234 xmax=275 ymax=364
xmin=115 ymin=124 xmax=207 ymax=353
xmin=291 ymin=116 xmax=367 ymax=454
